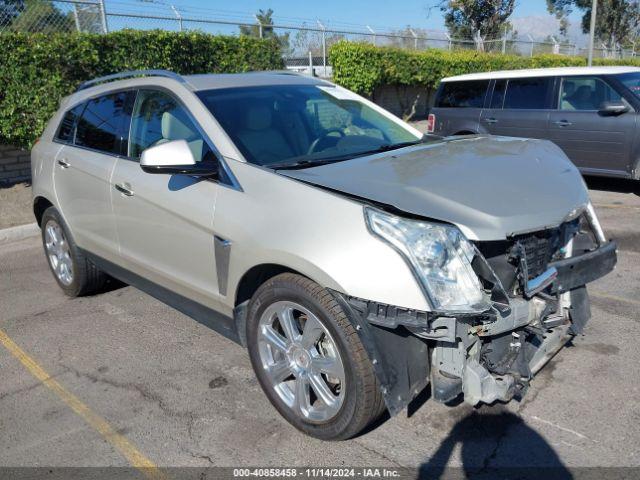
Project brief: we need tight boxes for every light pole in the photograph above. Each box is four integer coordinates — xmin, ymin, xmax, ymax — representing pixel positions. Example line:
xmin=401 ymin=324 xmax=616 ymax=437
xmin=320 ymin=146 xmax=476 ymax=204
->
xmin=587 ymin=0 xmax=598 ymax=66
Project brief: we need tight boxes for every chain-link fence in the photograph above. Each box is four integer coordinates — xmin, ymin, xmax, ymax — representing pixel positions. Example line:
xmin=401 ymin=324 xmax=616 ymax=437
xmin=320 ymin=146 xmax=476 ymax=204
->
xmin=1 ymin=0 xmax=638 ymax=77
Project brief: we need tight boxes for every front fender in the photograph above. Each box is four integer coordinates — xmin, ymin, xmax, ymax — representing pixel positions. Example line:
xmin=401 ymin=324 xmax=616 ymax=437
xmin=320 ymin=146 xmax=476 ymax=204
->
xmin=216 ymin=159 xmax=430 ymax=313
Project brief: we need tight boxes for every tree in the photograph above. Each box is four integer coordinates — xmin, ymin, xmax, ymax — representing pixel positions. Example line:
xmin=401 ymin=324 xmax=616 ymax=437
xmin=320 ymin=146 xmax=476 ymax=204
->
xmin=9 ymin=0 xmax=74 ymax=33
xmin=546 ymin=0 xmax=640 ymax=48
xmin=239 ymin=9 xmax=290 ymax=52
xmin=292 ymin=27 xmax=344 ymax=57
xmin=438 ymin=0 xmax=516 ymax=40
xmin=0 ymin=0 xmax=24 ymax=29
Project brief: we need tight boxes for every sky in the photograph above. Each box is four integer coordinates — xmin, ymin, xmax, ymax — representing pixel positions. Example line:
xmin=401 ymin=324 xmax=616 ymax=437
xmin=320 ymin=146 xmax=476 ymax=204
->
xmin=156 ymin=0 xmax=587 ymax=41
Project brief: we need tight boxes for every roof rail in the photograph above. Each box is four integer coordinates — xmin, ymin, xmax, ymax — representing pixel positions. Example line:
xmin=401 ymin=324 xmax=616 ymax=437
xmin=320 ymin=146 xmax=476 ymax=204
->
xmin=76 ymin=69 xmax=185 ymax=92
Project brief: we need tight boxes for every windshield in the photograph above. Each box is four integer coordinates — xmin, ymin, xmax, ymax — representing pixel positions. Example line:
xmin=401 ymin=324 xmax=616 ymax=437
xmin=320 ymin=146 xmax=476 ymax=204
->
xmin=196 ymin=84 xmax=422 ymax=168
xmin=616 ymin=72 xmax=640 ymax=99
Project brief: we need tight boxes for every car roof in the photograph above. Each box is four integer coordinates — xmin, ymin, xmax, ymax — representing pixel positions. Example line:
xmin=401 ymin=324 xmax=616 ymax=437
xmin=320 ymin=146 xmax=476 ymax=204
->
xmin=442 ymin=66 xmax=640 ymax=82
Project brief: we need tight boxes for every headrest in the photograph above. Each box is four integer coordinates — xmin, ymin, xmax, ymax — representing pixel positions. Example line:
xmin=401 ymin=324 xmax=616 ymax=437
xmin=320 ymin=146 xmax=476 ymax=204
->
xmin=161 ymin=111 xmax=196 ymax=141
xmin=245 ymin=105 xmax=272 ymax=131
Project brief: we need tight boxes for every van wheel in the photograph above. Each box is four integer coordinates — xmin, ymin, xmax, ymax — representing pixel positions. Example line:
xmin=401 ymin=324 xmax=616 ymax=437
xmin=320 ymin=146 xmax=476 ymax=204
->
xmin=41 ymin=207 xmax=107 ymax=297
xmin=246 ymin=273 xmax=385 ymax=440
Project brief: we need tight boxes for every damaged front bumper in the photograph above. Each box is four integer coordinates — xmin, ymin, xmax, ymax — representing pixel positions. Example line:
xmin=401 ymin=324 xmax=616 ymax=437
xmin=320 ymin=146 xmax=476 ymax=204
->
xmin=331 ymin=239 xmax=617 ymax=415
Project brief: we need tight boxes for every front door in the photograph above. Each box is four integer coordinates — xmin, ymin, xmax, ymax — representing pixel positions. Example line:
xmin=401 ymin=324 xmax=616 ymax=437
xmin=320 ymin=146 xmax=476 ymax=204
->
xmin=480 ymin=77 xmax=553 ymax=139
xmin=111 ymin=89 xmax=223 ymax=311
xmin=547 ymin=75 xmax=637 ymax=175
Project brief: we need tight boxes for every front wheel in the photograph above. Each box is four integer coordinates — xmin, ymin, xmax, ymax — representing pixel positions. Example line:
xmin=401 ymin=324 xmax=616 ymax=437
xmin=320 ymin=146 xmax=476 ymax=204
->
xmin=246 ymin=273 xmax=385 ymax=440
xmin=41 ymin=206 xmax=107 ymax=297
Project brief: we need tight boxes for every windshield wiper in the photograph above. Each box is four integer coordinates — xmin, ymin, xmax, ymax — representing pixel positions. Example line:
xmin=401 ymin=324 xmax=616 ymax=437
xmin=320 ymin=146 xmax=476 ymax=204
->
xmin=360 ymin=139 xmax=427 ymax=154
xmin=268 ymin=138 xmax=428 ymax=171
xmin=268 ymin=157 xmax=349 ymax=171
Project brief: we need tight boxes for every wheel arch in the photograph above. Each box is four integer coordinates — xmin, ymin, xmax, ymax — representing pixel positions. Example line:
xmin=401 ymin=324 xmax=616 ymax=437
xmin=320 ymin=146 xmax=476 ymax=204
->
xmin=33 ymin=196 xmax=54 ymax=227
xmin=453 ymin=130 xmax=478 ymax=136
xmin=234 ymin=263 xmax=303 ymax=307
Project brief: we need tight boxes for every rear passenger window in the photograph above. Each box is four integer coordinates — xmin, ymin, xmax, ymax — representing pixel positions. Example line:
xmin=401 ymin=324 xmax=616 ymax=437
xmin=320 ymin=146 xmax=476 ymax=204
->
xmin=435 ymin=81 xmax=489 ymax=108
xmin=75 ymin=92 xmax=131 ymax=155
xmin=503 ymin=78 xmax=551 ymax=109
xmin=55 ymin=103 xmax=85 ymax=143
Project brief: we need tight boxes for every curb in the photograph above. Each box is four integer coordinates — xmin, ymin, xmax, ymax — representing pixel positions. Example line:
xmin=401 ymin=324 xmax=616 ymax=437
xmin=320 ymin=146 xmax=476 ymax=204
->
xmin=0 ymin=223 xmax=39 ymax=246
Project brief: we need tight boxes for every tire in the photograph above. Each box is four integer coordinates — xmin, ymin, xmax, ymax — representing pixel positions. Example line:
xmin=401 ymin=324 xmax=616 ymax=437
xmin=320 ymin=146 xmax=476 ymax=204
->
xmin=41 ymin=206 xmax=107 ymax=297
xmin=246 ymin=273 xmax=385 ymax=440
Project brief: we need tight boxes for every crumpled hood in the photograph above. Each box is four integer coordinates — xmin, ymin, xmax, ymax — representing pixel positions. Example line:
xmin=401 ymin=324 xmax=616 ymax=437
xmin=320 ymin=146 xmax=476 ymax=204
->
xmin=281 ymin=136 xmax=589 ymax=241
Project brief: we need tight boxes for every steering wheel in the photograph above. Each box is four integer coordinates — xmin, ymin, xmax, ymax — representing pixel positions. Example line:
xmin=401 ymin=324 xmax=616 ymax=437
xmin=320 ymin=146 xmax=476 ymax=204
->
xmin=307 ymin=128 xmax=346 ymax=155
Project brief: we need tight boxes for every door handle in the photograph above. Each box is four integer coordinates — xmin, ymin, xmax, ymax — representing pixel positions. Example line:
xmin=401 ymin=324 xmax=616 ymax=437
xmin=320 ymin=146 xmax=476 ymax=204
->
xmin=57 ymin=158 xmax=70 ymax=168
xmin=553 ymin=120 xmax=573 ymax=127
xmin=114 ymin=182 xmax=134 ymax=197
xmin=484 ymin=118 xmax=498 ymax=124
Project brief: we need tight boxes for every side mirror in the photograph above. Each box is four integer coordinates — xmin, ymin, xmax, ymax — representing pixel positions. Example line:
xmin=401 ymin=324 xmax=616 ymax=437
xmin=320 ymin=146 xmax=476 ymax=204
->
xmin=140 ymin=139 xmax=217 ymax=177
xmin=598 ymin=101 xmax=629 ymax=116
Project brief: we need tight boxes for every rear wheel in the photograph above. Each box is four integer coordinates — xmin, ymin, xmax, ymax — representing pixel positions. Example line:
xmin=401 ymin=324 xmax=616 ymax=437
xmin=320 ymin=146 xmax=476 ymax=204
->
xmin=41 ymin=207 xmax=107 ymax=297
xmin=246 ymin=273 xmax=385 ymax=440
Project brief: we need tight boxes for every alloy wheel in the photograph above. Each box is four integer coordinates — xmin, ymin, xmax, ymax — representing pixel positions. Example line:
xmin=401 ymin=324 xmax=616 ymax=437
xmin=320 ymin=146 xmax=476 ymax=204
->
xmin=257 ymin=301 xmax=346 ymax=423
xmin=44 ymin=220 xmax=73 ymax=286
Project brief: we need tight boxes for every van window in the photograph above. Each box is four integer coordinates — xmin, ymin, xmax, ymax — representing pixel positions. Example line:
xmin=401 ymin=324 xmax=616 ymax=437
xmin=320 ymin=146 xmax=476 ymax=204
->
xmin=435 ymin=81 xmax=489 ymax=108
xmin=559 ymin=76 xmax=623 ymax=110
xmin=75 ymin=92 xmax=132 ymax=155
xmin=503 ymin=78 xmax=551 ymax=109
xmin=55 ymin=103 xmax=85 ymax=143
xmin=490 ymin=80 xmax=506 ymax=109
xmin=616 ymin=72 xmax=640 ymax=99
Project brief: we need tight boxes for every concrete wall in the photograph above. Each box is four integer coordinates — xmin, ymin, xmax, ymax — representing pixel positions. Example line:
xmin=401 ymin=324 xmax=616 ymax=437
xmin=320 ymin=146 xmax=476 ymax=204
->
xmin=0 ymin=145 xmax=31 ymax=185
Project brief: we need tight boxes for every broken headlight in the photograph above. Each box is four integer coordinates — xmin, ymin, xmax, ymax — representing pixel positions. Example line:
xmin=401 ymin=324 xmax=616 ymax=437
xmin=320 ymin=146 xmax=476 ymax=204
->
xmin=365 ymin=207 xmax=490 ymax=314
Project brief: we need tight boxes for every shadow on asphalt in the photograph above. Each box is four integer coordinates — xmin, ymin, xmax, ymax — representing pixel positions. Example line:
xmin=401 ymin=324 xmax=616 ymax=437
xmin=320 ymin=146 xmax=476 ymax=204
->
xmin=584 ymin=176 xmax=639 ymax=195
xmin=419 ymin=410 xmax=572 ymax=479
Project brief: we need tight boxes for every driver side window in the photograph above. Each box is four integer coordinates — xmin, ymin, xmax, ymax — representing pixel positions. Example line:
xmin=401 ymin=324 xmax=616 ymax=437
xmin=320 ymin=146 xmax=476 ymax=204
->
xmin=129 ymin=90 xmax=214 ymax=162
xmin=559 ymin=77 xmax=623 ymax=111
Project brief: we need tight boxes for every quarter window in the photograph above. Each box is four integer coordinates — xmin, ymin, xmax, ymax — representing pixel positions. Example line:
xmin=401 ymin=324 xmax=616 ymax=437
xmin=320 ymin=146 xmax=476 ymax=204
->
xmin=129 ymin=90 xmax=214 ymax=163
xmin=75 ymin=92 xmax=131 ymax=155
xmin=55 ymin=103 xmax=85 ymax=143
xmin=559 ymin=76 xmax=623 ymax=111
xmin=435 ymin=81 xmax=489 ymax=108
xmin=503 ymin=78 xmax=551 ymax=109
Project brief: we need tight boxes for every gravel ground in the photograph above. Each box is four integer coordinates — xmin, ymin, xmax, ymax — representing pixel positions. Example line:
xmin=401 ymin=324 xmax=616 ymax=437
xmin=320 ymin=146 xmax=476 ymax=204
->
xmin=0 ymin=182 xmax=33 ymax=229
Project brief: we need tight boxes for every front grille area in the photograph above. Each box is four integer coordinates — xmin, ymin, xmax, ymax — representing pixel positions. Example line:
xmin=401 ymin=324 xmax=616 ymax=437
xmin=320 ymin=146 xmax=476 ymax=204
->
xmin=512 ymin=231 xmax=558 ymax=280
xmin=475 ymin=218 xmax=582 ymax=293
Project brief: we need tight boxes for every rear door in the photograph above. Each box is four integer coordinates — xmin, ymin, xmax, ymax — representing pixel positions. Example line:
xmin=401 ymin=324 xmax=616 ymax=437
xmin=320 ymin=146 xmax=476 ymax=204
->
xmin=480 ymin=77 xmax=553 ymax=139
xmin=547 ymin=75 xmax=637 ymax=175
xmin=111 ymin=88 xmax=226 ymax=313
xmin=53 ymin=91 xmax=131 ymax=262
xmin=430 ymin=80 xmax=489 ymax=135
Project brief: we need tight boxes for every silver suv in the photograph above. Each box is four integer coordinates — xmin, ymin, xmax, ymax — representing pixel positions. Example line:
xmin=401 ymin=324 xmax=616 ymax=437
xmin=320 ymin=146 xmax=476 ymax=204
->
xmin=32 ymin=70 xmax=617 ymax=440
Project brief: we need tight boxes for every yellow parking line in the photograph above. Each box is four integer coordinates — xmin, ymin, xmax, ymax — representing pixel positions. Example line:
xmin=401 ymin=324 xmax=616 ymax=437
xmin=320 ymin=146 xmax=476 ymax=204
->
xmin=591 ymin=291 xmax=640 ymax=307
xmin=0 ymin=328 xmax=167 ymax=480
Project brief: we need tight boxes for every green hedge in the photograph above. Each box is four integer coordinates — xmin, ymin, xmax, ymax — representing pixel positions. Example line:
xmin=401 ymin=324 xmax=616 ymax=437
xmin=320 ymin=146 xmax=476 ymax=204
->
xmin=0 ymin=31 xmax=284 ymax=149
xmin=330 ymin=41 xmax=640 ymax=96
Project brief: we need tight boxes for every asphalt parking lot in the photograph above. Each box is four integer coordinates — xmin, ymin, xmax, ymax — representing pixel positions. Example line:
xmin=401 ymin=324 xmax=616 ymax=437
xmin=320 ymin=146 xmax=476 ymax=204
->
xmin=1 ymin=178 xmax=639 ymax=477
